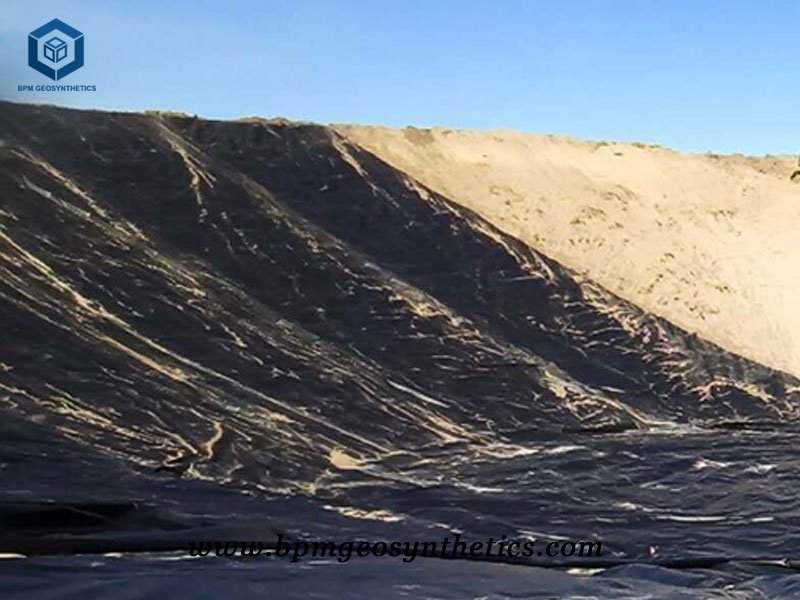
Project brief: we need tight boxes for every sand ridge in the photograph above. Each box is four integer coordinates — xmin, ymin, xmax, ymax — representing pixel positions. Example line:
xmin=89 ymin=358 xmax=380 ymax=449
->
xmin=336 ymin=125 xmax=800 ymax=377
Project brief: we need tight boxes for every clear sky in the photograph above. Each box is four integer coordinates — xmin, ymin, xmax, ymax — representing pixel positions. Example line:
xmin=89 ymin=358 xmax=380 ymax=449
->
xmin=2 ymin=0 xmax=798 ymax=155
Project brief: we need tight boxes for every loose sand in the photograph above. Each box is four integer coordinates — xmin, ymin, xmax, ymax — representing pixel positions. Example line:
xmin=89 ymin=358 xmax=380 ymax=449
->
xmin=336 ymin=125 xmax=800 ymax=378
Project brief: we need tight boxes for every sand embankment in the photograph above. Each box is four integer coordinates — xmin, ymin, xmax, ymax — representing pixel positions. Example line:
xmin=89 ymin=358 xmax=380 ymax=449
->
xmin=337 ymin=125 xmax=800 ymax=377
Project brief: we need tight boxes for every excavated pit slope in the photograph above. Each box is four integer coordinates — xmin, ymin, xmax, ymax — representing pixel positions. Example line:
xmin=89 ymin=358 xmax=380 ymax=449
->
xmin=2 ymin=101 xmax=798 ymax=493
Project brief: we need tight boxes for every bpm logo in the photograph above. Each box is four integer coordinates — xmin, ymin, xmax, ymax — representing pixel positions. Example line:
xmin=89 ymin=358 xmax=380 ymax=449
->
xmin=28 ymin=19 xmax=84 ymax=81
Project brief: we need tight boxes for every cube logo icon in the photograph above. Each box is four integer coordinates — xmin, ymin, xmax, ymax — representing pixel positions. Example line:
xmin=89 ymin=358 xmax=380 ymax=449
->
xmin=43 ymin=36 xmax=68 ymax=63
xmin=28 ymin=19 xmax=84 ymax=80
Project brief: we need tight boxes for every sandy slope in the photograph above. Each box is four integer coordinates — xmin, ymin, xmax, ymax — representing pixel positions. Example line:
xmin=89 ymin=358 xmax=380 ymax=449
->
xmin=336 ymin=125 xmax=800 ymax=377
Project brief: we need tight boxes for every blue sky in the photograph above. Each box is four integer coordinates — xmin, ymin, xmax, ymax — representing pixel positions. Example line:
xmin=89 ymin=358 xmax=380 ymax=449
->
xmin=2 ymin=0 xmax=798 ymax=154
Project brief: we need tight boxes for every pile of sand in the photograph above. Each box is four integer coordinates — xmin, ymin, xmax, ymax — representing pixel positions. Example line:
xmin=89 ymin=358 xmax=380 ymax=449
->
xmin=336 ymin=125 xmax=800 ymax=378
